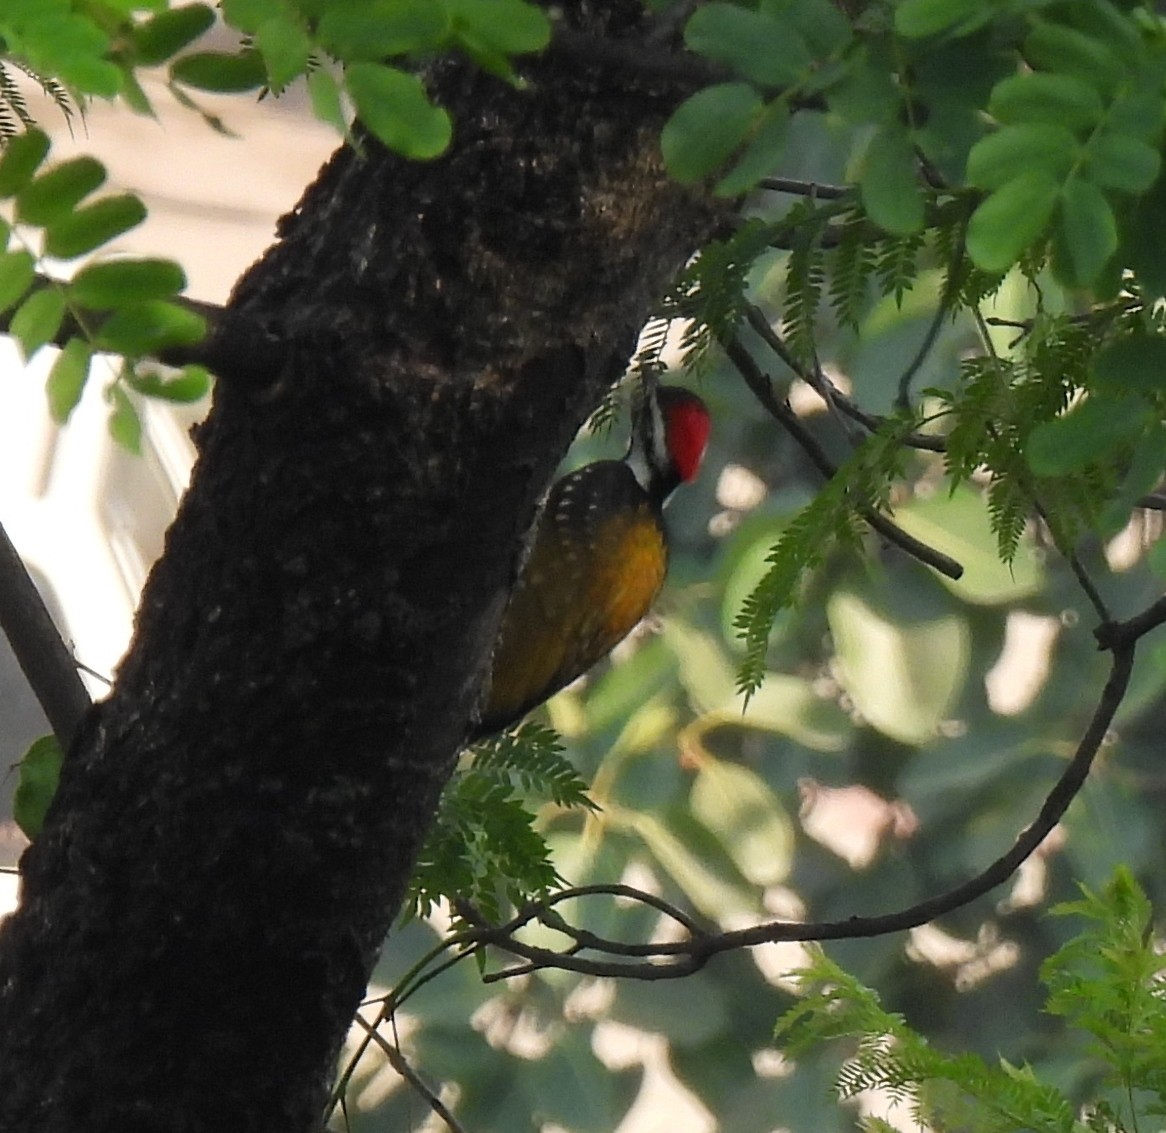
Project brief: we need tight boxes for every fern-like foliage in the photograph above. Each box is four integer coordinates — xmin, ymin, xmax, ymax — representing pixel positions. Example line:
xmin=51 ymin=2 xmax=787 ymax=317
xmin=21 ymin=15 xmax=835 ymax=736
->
xmin=0 ymin=59 xmax=76 ymax=143
xmin=872 ymin=228 xmax=927 ymax=308
xmin=470 ymin=722 xmax=596 ymax=811
xmin=404 ymin=723 xmax=594 ymax=925
xmin=776 ymin=868 xmax=1166 ymax=1133
xmin=1042 ymin=869 xmax=1166 ymax=1114
xmin=781 ymin=206 xmax=829 ymax=366
xmin=827 ymin=211 xmax=880 ymax=330
xmin=939 ymin=310 xmax=1133 ymax=562
xmin=585 ymin=381 xmax=624 ymax=436
xmin=632 ymin=315 xmax=674 ymax=380
xmin=734 ymin=425 xmax=908 ymax=699
xmin=664 ymin=218 xmax=780 ymax=372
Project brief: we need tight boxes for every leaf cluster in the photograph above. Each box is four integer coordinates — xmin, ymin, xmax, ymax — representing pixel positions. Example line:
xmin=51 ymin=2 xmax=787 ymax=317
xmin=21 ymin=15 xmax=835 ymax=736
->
xmin=403 ymin=723 xmax=595 ymax=925
xmin=777 ymin=868 xmax=1166 ymax=1133
xmin=0 ymin=1 xmax=551 ymax=160
xmin=733 ymin=421 xmax=907 ymax=700
xmin=666 ymin=0 xmax=1166 ymax=293
xmin=0 ymin=129 xmax=210 ymax=450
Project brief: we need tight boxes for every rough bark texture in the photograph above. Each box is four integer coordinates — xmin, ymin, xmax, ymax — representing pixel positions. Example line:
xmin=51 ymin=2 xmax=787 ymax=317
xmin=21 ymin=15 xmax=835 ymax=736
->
xmin=0 ymin=5 xmax=723 ymax=1129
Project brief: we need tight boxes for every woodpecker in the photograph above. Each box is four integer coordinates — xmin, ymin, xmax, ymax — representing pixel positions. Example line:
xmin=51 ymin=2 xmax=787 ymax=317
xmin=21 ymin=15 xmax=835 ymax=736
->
xmin=474 ymin=384 xmax=711 ymax=738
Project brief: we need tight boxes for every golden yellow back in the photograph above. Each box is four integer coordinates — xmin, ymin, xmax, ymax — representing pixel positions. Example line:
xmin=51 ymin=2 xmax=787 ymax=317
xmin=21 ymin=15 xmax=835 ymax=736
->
xmin=477 ymin=461 xmax=667 ymax=735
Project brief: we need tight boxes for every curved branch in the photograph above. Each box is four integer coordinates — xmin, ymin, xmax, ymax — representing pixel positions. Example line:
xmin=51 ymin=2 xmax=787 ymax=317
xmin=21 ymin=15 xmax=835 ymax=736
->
xmin=0 ymin=518 xmax=90 ymax=747
xmin=742 ymin=304 xmax=947 ymax=452
xmin=723 ymin=334 xmax=964 ymax=579
xmin=459 ymin=631 xmax=1136 ymax=980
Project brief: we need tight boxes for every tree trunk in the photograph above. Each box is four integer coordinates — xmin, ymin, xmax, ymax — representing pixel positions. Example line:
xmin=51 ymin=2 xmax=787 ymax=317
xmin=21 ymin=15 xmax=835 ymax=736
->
xmin=0 ymin=6 xmax=722 ymax=1130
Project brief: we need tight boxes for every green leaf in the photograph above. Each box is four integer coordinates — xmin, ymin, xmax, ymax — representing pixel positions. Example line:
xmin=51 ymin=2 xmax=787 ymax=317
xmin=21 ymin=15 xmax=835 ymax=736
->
xmin=15 ymin=13 xmax=122 ymax=96
xmin=13 ymin=735 xmax=63 ymax=840
xmin=118 ymin=66 xmax=155 ymax=116
xmin=966 ymin=172 xmax=1059 ymax=271
xmin=68 ymin=258 xmax=186 ymax=309
xmin=255 ymin=15 xmax=312 ymax=90
xmin=662 ymin=83 xmax=762 ymax=185
xmin=1056 ymin=177 xmax=1117 ymax=287
xmin=16 ymin=157 xmax=106 ymax=227
xmin=46 ymin=337 xmax=95 ymax=423
xmin=0 ymin=128 xmax=50 ymax=198
xmin=444 ymin=0 xmax=550 ymax=55
xmin=1024 ymin=20 xmax=1122 ymax=95
xmin=127 ymin=364 xmax=213 ymax=402
xmin=689 ymin=758 xmax=794 ymax=888
xmin=966 ymin=123 xmax=1077 ymax=191
xmin=713 ymin=99 xmax=789 ymax=197
xmin=1090 ymin=335 xmax=1166 ymax=394
xmin=132 ymin=3 xmax=216 ymax=66
xmin=1123 ymin=168 xmax=1166 ymax=300
xmin=307 ymin=66 xmax=347 ymax=135
xmin=611 ymin=805 xmax=760 ymax=919
xmin=858 ymin=124 xmax=925 ymax=235
xmin=685 ymin=3 xmax=812 ymax=87
xmin=895 ymin=0 xmax=982 ymax=38
xmin=1100 ymin=422 xmax=1166 ymax=536
xmin=988 ymin=72 xmax=1103 ymax=131
xmin=221 ymin=0 xmax=284 ymax=34
xmin=10 ymin=286 xmax=66 ymax=361
xmin=774 ymin=0 xmax=852 ymax=57
xmin=826 ymin=48 xmax=901 ymax=125
xmin=827 ymin=582 xmax=970 ymax=745
xmin=1108 ymin=86 xmax=1166 ymax=145
xmin=345 ymin=63 xmax=452 ymax=159
xmin=1086 ymin=132 xmax=1161 ymax=193
xmin=107 ymin=384 xmax=142 ymax=454
xmin=93 ymin=300 xmax=206 ymax=355
xmin=170 ymin=50 xmax=267 ymax=92
xmin=0 ymin=249 xmax=36 ymax=311
xmin=317 ymin=0 xmax=449 ymax=59
xmin=893 ymin=487 xmax=1044 ymax=605
xmin=1026 ymin=392 xmax=1147 ymax=475
xmin=43 ymin=194 xmax=148 ymax=259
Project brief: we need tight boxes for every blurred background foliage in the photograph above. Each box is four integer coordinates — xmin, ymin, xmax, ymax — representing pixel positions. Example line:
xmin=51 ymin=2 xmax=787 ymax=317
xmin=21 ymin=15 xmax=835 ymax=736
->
xmin=334 ymin=110 xmax=1166 ymax=1133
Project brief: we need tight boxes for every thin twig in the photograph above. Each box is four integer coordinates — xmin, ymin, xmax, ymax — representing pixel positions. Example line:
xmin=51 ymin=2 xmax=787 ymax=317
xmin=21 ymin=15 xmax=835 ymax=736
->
xmin=896 ymin=208 xmax=967 ymax=408
xmin=743 ymin=304 xmax=946 ymax=452
xmin=723 ymin=335 xmax=964 ymax=579
xmin=353 ymin=1015 xmax=468 ymax=1133
xmin=329 ymin=931 xmax=480 ymax=1116
xmin=757 ymin=177 xmax=852 ymax=199
xmin=0 ymin=518 xmax=90 ymax=747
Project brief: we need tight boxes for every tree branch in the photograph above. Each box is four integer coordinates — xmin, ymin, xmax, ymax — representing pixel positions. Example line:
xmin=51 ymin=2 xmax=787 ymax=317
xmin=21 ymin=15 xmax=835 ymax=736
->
xmin=742 ymin=304 xmax=947 ymax=452
xmin=722 ymin=334 xmax=964 ymax=580
xmin=757 ymin=177 xmax=852 ymax=199
xmin=543 ymin=25 xmax=827 ymax=112
xmin=352 ymin=1015 xmax=469 ymax=1133
xmin=0 ymin=275 xmax=287 ymax=388
xmin=447 ymin=627 xmax=1138 ymax=980
xmin=0 ymin=518 xmax=90 ymax=747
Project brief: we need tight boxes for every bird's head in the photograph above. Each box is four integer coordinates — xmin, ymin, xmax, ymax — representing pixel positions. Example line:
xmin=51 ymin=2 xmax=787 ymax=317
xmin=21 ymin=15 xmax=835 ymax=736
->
xmin=627 ymin=384 xmax=711 ymax=505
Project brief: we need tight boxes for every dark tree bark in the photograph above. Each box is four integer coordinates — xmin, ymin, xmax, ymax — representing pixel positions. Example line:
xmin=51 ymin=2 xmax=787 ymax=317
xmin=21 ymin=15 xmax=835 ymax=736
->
xmin=0 ymin=4 xmax=723 ymax=1130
